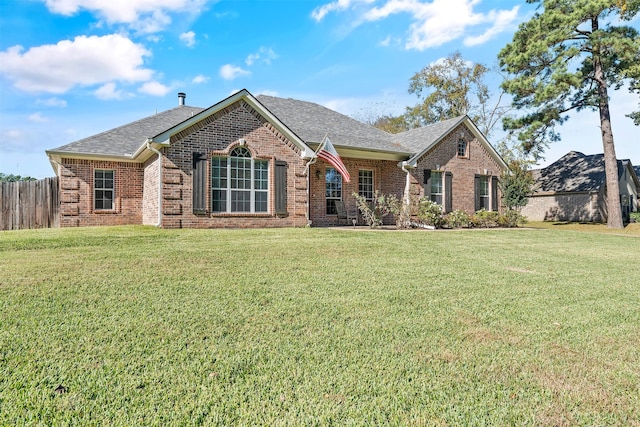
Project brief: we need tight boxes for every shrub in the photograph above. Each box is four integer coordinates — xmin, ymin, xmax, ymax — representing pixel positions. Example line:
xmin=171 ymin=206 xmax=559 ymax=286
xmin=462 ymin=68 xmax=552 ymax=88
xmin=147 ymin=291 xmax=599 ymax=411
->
xmin=446 ymin=209 xmax=472 ymax=228
xmin=353 ymin=191 xmax=398 ymax=228
xmin=473 ymin=209 xmax=500 ymax=228
xmin=499 ymin=210 xmax=528 ymax=228
xmin=630 ymin=212 xmax=640 ymax=223
xmin=417 ymin=198 xmax=445 ymax=228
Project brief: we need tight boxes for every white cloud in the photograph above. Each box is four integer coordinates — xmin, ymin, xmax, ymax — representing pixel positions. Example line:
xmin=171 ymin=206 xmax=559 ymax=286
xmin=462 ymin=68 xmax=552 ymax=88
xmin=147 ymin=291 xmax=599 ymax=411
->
xmin=311 ymin=0 xmax=374 ymax=21
xmin=179 ymin=31 xmax=196 ymax=47
xmin=28 ymin=113 xmax=49 ymax=123
xmin=0 ymin=34 xmax=152 ymax=94
xmin=138 ymin=81 xmax=172 ymax=96
xmin=313 ymin=0 xmax=520 ymax=50
xmin=95 ymin=82 xmax=131 ymax=100
xmin=43 ymin=0 xmax=209 ymax=34
xmin=219 ymin=64 xmax=250 ymax=80
xmin=192 ymin=74 xmax=209 ymax=84
xmin=463 ymin=7 xmax=520 ymax=47
xmin=245 ymin=47 xmax=278 ymax=66
xmin=37 ymin=97 xmax=67 ymax=108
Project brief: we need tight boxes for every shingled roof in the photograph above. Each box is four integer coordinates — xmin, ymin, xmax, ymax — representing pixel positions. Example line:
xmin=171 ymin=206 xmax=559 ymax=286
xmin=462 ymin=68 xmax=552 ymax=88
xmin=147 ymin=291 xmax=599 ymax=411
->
xmin=256 ymin=95 xmax=409 ymax=154
xmin=47 ymin=90 xmax=504 ymax=165
xmin=48 ymin=105 xmax=205 ymax=158
xmin=393 ymin=115 xmax=466 ymax=154
xmin=533 ymin=151 xmax=626 ymax=193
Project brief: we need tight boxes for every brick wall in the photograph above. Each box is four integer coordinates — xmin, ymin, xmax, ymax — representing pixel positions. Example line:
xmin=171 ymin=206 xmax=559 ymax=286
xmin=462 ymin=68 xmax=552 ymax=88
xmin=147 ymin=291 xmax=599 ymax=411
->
xmin=308 ymin=158 xmax=405 ymax=227
xmin=412 ymin=124 xmax=503 ymax=213
xmin=59 ymin=158 xmax=144 ymax=227
xmin=142 ymin=155 xmax=160 ymax=225
xmin=308 ymin=124 xmax=504 ymax=226
xmin=522 ymin=192 xmax=603 ymax=222
xmin=159 ymin=100 xmax=309 ymax=228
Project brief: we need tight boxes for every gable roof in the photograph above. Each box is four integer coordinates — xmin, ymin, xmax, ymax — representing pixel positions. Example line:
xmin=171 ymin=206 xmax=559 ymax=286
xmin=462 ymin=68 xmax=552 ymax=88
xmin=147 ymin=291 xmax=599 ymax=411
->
xmin=533 ymin=151 xmax=628 ymax=193
xmin=47 ymin=106 xmax=205 ymax=160
xmin=46 ymin=89 xmax=506 ymax=170
xmin=148 ymin=90 xmax=315 ymax=159
xmin=256 ymin=95 xmax=410 ymax=155
xmin=397 ymin=115 xmax=507 ymax=169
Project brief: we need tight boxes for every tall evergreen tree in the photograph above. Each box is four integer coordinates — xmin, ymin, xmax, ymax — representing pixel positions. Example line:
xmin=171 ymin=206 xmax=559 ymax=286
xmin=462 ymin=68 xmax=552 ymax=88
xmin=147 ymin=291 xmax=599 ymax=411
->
xmin=499 ymin=0 xmax=640 ymax=228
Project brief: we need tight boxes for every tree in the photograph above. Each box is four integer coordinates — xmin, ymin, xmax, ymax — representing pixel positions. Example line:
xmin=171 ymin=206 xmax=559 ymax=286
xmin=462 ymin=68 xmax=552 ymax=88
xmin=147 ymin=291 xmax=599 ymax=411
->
xmin=0 ymin=172 xmax=36 ymax=182
xmin=405 ymin=52 xmax=512 ymax=139
xmin=498 ymin=0 xmax=640 ymax=229
xmin=499 ymin=160 xmax=536 ymax=212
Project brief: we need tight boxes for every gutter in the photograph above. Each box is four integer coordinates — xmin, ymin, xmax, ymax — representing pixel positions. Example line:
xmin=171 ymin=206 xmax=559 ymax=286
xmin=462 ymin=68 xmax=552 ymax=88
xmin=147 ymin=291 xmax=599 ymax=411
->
xmin=146 ymin=140 xmax=163 ymax=227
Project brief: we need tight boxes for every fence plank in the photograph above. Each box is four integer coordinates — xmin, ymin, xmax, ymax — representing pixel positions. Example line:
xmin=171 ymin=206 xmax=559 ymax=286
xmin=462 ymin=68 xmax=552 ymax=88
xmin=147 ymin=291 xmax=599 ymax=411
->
xmin=0 ymin=177 xmax=59 ymax=230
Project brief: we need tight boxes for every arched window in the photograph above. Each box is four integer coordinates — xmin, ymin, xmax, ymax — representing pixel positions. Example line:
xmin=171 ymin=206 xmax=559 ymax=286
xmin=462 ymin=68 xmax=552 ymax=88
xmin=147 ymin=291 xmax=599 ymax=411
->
xmin=211 ymin=147 xmax=268 ymax=213
xmin=457 ymin=139 xmax=468 ymax=157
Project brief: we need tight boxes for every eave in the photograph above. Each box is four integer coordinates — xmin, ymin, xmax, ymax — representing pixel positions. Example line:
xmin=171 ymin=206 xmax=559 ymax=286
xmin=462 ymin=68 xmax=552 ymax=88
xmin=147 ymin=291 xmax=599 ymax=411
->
xmin=306 ymin=142 xmax=411 ymax=162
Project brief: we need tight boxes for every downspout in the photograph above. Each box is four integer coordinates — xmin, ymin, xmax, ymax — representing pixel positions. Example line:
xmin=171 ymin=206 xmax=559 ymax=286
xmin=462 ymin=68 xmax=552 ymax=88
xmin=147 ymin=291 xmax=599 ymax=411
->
xmin=401 ymin=161 xmax=413 ymax=227
xmin=146 ymin=140 xmax=163 ymax=227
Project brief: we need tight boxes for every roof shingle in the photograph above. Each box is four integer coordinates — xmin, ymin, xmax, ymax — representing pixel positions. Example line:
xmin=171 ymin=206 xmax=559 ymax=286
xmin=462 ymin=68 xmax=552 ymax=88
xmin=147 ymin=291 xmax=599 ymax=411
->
xmin=49 ymin=106 xmax=205 ymax=157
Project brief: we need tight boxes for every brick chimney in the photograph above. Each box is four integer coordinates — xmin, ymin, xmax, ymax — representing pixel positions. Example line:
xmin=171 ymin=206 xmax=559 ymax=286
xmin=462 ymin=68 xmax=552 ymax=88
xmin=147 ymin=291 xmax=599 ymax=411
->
xmin=178 ymin=92 xmax=186 ymax=106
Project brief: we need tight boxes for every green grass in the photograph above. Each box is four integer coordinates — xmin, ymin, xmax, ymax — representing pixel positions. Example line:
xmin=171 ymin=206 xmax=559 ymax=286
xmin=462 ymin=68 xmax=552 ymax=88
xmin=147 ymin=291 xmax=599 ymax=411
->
xmin=1 ymin=226 xmax=639 ymax=426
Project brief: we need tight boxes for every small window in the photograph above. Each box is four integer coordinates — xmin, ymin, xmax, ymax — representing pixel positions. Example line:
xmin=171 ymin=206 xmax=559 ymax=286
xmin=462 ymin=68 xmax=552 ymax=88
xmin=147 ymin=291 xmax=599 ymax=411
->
xmin=479 ymin=176 xmax=490 ymax=210
xmin=358 ymin=170 xmax=374 ymax=202
xmin=94 ymin=169 xmax=114 ymax=210
xmin=326 ymin=168 xmax=342 ymax=215
xmin=457 ymin=139 xmax=468 ymax=157
xmin=430 ymin=171 xmax=443 ymax=205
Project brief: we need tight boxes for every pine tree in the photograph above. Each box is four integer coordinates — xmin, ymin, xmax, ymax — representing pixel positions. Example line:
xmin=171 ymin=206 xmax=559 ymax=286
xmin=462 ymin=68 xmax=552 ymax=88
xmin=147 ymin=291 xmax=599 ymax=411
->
xmin=499 ymin=0 xmax=640 ymax=228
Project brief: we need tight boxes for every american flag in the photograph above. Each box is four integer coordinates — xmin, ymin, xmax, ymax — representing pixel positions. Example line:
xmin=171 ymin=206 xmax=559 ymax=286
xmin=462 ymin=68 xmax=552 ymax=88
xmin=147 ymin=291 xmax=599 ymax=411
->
xmin=317 ymin=136 xmax=350 ymax=183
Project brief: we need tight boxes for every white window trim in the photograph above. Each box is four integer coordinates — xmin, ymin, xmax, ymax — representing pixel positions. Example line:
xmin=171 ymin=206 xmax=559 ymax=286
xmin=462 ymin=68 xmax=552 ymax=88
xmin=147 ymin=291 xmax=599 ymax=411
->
xmin=94 ymin=168 xmax=115 ymax=211
xmin=211 ymin=155 xmax=269 ymax=214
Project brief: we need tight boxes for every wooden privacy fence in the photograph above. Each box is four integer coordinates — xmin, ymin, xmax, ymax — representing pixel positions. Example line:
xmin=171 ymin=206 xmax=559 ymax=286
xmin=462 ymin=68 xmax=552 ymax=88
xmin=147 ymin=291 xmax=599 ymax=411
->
xmin=0 ymin=177 xmax=60 ymax=230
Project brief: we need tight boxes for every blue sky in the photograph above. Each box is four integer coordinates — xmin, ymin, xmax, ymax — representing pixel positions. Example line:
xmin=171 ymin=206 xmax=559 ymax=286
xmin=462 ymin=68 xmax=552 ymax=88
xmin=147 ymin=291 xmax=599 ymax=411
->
xmin=0 ymin=0 xmax=638 ymax=178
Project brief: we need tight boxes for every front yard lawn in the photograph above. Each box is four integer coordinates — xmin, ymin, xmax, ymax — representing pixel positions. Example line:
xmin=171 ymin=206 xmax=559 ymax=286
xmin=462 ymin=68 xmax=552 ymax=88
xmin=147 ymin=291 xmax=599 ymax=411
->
xmin=1 ymin=226 xmax=639 ymax=425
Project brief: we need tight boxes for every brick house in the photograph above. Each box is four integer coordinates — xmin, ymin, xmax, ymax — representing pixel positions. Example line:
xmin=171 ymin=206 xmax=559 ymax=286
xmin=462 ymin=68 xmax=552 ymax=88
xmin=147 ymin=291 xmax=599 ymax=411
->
xmin=521 ymin=151 xmax=640 ymax=222
xmin=45 ymin=89 xmax=507 ymax=228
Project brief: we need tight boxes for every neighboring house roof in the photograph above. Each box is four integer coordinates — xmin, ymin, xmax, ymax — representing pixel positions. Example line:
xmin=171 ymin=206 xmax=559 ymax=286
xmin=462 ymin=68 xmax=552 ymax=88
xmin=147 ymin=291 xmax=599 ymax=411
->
xmin=47 ymin=106 xmax=205 ymax=159
xmin=533 ymin=151 xmax=628 ymax=193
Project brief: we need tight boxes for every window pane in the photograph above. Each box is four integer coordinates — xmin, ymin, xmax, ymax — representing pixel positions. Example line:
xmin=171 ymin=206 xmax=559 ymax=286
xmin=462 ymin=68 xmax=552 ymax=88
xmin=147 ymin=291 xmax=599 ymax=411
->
xmin=255 ymin=191 xmax=268 ymax=212
xmin=458 ymin=139 xmax=467 ymax=156
xmin=480 ymin=176 xmax=490 ymax=209
xmin=325 ymin=168 xmax=342 ymax=215
xmin=255 ymin=160 xmax=268 ymax=190
xmin=430 ymin=171 xmax=443 ymax=204
xmin=231 ymin=190 xmax=251 ymax=212
xmin=212 ymin=154 xmax=269 ymax=214
xmin=358 ymin=170 xmax=373 ymax=201
xmin=212 ymin=190 xmax=226 ymax=212
xmin=94 ymin=169 xmax=114 ymax=210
